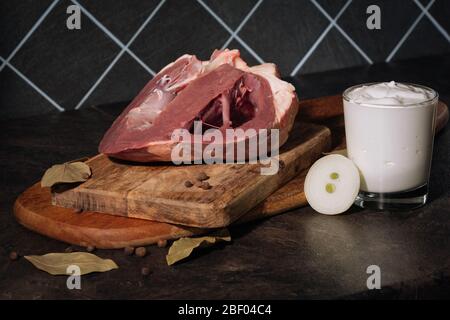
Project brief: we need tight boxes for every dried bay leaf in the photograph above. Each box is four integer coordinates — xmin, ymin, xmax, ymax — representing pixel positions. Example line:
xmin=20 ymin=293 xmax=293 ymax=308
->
xmin=166 ymin=229 xmax=231 ymax=266
xmin=41 ymin=161 xmax=91 ymax=187
xmin=323 ymin=149 xmax=347 ymax=156
xmin=24 ymin=252 xmax=118 ymax=275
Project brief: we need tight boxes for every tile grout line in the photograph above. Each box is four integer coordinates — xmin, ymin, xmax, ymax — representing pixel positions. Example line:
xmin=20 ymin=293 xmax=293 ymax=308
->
xmin=290 ymin=24 xmax=334 ymax=77
xmin=310 ymin=0 xmax=373 ymax=64
xmin=74 ymin=0 xmax=166 ymax=110
xmin=221 ymin=0 xmax=264 ymax=50
xmin=335 ymin=24 xmax=373 ymax=64
xmin=4 ymin=0 xmax=446 ymax=116
xmin=196 ymin=0 xmax=264 ymax=64
xmin=0 ymin=56 xmax=64 ymax=111
xmin=386 ymin=0 xmax=435 ymax=62
xmin=413 ymin=0 xmax=450 ymax=42
xmin=234 ymin=35 xmax=265 ymax=64
xmin=74 ymin=51 xmax=126 ymax=110
xmin=291 ymin=0 xmax=352 ymax=76
xmin=71 ymin=0 xmax=156 ymax=76
xmin=0 ymin=0 xmax=60 ymax=72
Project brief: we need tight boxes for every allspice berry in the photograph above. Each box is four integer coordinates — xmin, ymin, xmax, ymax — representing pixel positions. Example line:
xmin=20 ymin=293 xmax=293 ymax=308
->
xmin=157 ymin=239 xmax=167 ymax=248
xmin=196 ymin=172 xmax=209 ymax=181
xmin=199 ymin=181 xmax=212 ymax=190
xmin=135 ymin=247 xmax=147 ymax=257
xmin=141 ymin=267 xmax=151 ymax=276
xmin=124 ymin=246 xmax=135 ymax=256
xmin=86 ymin=245 xmax=96 ymax=252
xmin=9 ymin=251 xmax=18 ymax=261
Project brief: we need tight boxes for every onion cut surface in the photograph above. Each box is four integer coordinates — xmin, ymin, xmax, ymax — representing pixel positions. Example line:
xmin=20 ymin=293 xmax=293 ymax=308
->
xmin=305 ymin=155 xmax=360 ymax=215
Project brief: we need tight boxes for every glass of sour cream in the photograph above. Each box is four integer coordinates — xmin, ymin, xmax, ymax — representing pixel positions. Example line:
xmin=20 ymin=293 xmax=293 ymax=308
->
xmin=343 ymin=81 xmax=438 ymax=210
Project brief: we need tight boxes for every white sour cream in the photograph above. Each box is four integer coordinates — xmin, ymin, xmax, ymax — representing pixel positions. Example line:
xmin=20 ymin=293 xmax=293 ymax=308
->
xmin=345 ymin=81 xmax=434 ymax=106
xmin=343 ymin=82 xmax=437 ymax=193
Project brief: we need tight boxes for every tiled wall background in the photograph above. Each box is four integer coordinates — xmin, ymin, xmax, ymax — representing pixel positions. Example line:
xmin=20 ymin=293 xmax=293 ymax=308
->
xmin=1 ymin=0 xmax=449 ymax=119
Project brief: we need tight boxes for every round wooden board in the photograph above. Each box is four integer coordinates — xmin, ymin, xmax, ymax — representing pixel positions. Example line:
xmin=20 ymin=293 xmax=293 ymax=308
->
xmin=14 ymin=183 xmax=204 ymax=249
xmin=13 ymin=97 xmax=449 ymax=249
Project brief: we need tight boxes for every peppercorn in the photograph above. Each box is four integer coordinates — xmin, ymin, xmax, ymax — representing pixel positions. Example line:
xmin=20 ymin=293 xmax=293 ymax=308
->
xmin=157 ymin=239 xmax=167 ymax=248
xmin=196 ymin=172 xmax=209 ymax=181
xmin=9 ymin=251 xmax=18 ymax=261
xmin=124 ymin=246 xmax=134 ymax=256
xmin=141 ymin=267 xmax=151 ymax=276
xmin=135 ymin=247 xmax=147 ymax=257
xmin=199 ymin=181 xmax=212 ymax=190
xmin=184 ymin=180 xmax=194 ymax=188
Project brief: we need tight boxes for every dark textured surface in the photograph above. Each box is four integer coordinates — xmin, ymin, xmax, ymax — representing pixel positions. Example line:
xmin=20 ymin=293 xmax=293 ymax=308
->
xmin=0 ymin=55 xmax=449 ymax=299
xmin=1 ymin=0 xmax=449 ymax=119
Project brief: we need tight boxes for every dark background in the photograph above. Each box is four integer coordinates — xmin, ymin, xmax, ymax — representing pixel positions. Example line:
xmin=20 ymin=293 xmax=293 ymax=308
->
xmin=1 ymin=0 xmax=449 ymax=119
xmin=1 ymin=1 xmax=450 ymax=300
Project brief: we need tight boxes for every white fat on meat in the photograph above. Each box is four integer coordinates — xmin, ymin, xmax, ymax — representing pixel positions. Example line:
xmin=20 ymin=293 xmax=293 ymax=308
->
xmin=248 ymin=63 xmax=296 ymax=125
xmin=203 ymin=49 xmax=248 ymax=74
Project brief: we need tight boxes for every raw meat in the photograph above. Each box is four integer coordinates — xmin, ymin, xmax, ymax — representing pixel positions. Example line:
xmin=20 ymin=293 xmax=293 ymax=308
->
xmin=99 ymin=49 xmax=299 ymax=162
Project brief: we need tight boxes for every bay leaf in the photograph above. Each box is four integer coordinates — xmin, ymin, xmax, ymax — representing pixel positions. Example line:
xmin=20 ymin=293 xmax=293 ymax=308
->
xmin=41 ymin=161 xmax=91 ymax=187
xmin=323 ymin=148 xmax=347 ymax=156
xmin=24 ymin=252 xmax=118 ymax=275
xmin=166 ymin=229 xmax=231 ymax=266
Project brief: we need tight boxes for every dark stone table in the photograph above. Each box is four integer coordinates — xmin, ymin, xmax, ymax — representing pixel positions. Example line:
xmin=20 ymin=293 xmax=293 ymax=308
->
xmin=1 ymin=55 xmax=449 ymax=299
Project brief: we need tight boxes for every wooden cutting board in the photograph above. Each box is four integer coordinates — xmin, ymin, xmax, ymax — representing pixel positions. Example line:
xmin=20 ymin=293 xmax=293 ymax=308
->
xmin=14 ymin=96 xmax=449 ymax=248
xmin=51 ymin=121 xmax=331 ymax=228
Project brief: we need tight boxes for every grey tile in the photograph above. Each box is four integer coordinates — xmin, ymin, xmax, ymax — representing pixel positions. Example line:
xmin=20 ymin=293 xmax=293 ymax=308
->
xmin=0 ymin=67 xmax=56 ymax=119
xmin=417 ymin=0 xmax=431 ymax=6
xmin=77 ymin=0 xmax=161 ymax=43
xmin=0 ymin=0 xmax=53 ymax=57
xmin=338 ymin=0 xmax=422 ymax=63
xmin=300 ymin=28 xmax=367 ymax=74
xmin=10 ymin=0 xmax=120 ymax=110
xmin=316 ymin=0 xmax=350 ymax=16
xmin=239 ymin=0 xmax=329 ymax=75
xmin=129 ymin=0 xmax=230 ymax=72
xmin=429 ymin=0 xmax=450 ymax=36
xmin=2 ymin=0 xmax=448 ymax=120
xmin=82 ymin=53 xmax=151 ymax=109
xmin=394 ymin=18 xmax=450 ymax=61
xmin=205 ymin=0 xmax=258 ymax=29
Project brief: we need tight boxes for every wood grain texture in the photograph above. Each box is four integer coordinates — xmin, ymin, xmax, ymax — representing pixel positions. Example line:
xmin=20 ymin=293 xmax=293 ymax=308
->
xmin=13 ymin=96 xmax=448 ymax=248
xmin=52 ymin=122 xmax=331 ymax=228
xmin=14 ymin=183 xmax=203 ymax=248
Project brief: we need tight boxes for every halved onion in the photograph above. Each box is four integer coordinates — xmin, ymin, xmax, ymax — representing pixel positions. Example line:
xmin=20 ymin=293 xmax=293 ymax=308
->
xmin=305 ymin=154 xmax=360 ymax=215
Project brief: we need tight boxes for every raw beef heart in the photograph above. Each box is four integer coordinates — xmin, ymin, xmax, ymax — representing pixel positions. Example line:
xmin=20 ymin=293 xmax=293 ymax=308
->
xmin=98 ymin=49 xmax=299 ymax=162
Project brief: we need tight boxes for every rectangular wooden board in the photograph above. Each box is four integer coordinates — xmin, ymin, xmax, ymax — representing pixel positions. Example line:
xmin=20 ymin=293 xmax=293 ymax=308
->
xmin=52 ymin=121 xmax=331 ymax=228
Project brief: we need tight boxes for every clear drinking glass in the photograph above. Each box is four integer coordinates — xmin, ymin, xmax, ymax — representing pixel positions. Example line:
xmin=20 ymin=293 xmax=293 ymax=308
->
xmin=343 ymin=83 xmax=438 ymax=210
